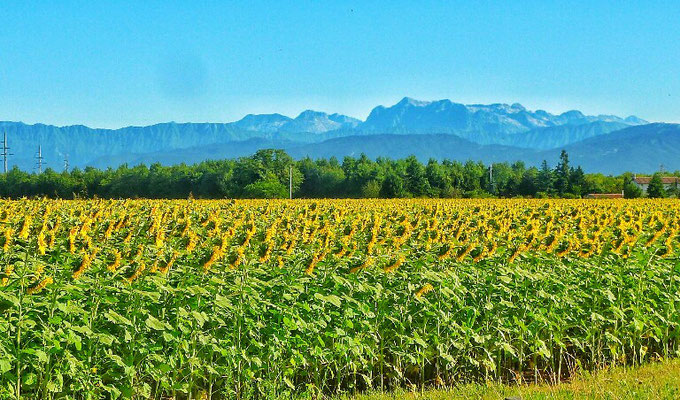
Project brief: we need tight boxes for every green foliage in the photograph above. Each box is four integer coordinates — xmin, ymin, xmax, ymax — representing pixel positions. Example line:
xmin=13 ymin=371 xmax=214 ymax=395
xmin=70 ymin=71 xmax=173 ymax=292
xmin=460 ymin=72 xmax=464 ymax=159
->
xmin=647 ymin=172 xmax=666 ymax=198
xmin=554 ymin=150 xmax=570 ymax=195
xmin=1 ymin=199 xmax=680 ymax=398
xmin=380 ymin=172 xmax=406 ymax=198
xmin=243 ymin=177 xmax=288 ymax=198
xmin=404 ymin=156 xmax=430 ymax=197
xmin=537 ymin=160 xmax=553 ymax=194
xmin=622 ymin=173 xmax=643 ymax=199
xmin=361 ymin=180 xmax=382 ymax=198
xmin=0 ymin=150 xmax=656 ymax=199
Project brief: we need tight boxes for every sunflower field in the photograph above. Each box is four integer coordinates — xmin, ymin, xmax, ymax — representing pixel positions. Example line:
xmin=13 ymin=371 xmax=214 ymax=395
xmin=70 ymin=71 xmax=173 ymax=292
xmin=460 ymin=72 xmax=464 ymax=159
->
xmin=0 ymin=198 xmax=679 ymax=399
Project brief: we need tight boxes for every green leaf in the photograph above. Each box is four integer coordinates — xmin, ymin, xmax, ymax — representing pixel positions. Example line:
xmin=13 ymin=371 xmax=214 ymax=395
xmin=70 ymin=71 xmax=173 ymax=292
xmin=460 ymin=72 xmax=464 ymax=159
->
xmin=0 ymin=292 xmax=19 ymax=307
xmin=191 ymin=311 xmax=207 ymax=327
xmin=105 ymin=310 xmax=132 ymax=326
xmin=23 ymin=372 xmax=37 ymax=386
xmin=145 ymin=315 xmax=166 ymax=331
xmin=97 ymin=333 xmax=116 ymax=346
xmin=108 ymin=353 xmax=128 ymax=368
xmin=325 ymin=294 xmax=342 ymax=307
xmin=283 ymin=377 xmax=295 ymax=389
xmin=103 ymin=384 xmax=121 ymax=399
xmin=35 ymin=350 xmax=48 ymax=363
xmin=0 ymin=358 xmax=11 ymax=373
xmin=501 ymin=342 xmax=517 ymax=357
xmin=214 ymin=294 xmax=233 ymax=309
xmin=69 ymin=331 xmax=82 ymax=351
xmin=283 ymin=316 xmax=297 ymax=330
xmin=314 ymin=293 xmax=342 ymax=307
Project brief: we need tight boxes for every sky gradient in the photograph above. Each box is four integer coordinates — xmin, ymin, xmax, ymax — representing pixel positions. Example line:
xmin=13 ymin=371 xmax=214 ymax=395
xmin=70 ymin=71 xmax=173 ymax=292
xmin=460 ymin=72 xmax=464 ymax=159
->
xmin=1 ymin=1 xmax=679 ymax=128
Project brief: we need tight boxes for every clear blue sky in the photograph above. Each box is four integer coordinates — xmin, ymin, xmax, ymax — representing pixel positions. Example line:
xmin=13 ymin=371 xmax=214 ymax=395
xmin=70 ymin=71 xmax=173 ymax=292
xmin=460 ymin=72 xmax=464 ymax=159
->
xmin=1 ymin=1 xmax=678 ymax=128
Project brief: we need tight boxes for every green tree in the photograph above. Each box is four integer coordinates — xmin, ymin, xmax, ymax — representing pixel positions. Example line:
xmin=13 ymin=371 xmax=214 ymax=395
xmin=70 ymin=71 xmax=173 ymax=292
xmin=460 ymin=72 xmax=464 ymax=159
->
xmin=554 ymin=150 xmax=570 ymax=195
xmin=243 ymin=172 xmax=289 ymax=198
xmin=404 ymin=156 xmax=430 ymax=197
xmin=380 ymin=171 xmax=405 ymax=198
xmin=537 ymin=160 xmax=553 ymax=194
xmin=342 ymin=154 xmax=381 ymax=197
xmin=569 ymin=166 xmax=587 ymax=197
xmin=297 ymin=158 xmax=345 ymax=198
xmin=0 ymin=149 xmax=623 ymax=200
xmin=518 ymin=168 xmax=539 ymax=197
xmin=361 ymin=180 xmax=381 ymax=198
xmin=621 ymin=173 xmax=642 ymax=198
xmin=462 ymin=161 xmax=486 ymax=193
xmin=667 ymin=178 xmax=680 ymax=198
xmin=647 ymin=172 xmax=666 ymax=198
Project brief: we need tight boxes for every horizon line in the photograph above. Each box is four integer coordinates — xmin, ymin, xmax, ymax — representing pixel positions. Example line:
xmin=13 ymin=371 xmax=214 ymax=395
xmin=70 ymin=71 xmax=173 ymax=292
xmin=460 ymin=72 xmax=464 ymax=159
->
xmin=0 ymin=96 xmax=650 ymax=131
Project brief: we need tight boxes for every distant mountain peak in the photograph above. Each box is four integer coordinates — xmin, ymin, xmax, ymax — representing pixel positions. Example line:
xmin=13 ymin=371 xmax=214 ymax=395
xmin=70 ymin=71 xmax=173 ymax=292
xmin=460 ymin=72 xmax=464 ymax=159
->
xmin=328 ymin=113 xmax=361 ymax=126
xmin=359 ymin=97 xmax=646 ymax=140
xmin=295 ymin=110 xmax=328 ymax=120
xmin=279 ymin=110 xmax=360 ymax=134
xmin=624 ymin=115 xmax=648 ymax=125
xmin=560 ymin=110 xmax=586 ymax=118
xmin=397 ymin=97 xmax=431 ymax=107
xmin=0 ymin=97 xmax=654 ymax=171
xmin=232 ymin=113 xmax=292 ymax=133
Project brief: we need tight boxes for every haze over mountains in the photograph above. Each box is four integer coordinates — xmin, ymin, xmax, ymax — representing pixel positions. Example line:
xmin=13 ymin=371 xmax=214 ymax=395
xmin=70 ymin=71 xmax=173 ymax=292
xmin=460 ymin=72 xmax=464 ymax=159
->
xmin=1 ymin=97 xmax=678 ymax=174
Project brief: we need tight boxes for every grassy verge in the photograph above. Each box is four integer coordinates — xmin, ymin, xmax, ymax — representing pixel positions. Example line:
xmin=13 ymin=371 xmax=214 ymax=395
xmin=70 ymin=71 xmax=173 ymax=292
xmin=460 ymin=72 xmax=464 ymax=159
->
xmin=341 ymin=359 xmax=680 ymax=399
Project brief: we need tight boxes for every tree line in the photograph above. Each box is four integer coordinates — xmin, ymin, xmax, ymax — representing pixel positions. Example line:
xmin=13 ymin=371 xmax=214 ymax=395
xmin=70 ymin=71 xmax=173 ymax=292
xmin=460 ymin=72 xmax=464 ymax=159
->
xmin=0 ymin=149 xmax=673 ymax=199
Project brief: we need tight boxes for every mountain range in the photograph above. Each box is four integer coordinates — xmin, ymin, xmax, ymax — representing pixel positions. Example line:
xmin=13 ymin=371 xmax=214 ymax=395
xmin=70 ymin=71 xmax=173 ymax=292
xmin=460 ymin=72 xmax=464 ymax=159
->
xmin=1 ymin=97 xmax=678 ymax=174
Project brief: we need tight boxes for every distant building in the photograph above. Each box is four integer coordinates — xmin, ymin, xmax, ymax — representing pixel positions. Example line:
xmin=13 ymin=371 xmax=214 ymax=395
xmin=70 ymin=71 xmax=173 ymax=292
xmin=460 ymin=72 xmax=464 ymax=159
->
xmin=585 ymin=192 xmax=624 ymax=199
xmin=633 ymin=176 xmax=680 ymax=193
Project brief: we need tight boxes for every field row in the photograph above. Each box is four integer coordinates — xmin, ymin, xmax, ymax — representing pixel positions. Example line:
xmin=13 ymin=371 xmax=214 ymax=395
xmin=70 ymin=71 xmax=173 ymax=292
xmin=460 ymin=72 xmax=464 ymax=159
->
xmin=2 ymin=199 xmax=679 ymax=283
xmin=0 ymin=199 xmax=679 ymax=399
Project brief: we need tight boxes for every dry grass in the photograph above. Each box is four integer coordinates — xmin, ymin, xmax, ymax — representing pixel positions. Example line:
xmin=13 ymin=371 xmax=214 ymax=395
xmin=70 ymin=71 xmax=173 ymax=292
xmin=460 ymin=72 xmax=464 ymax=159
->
xmin=343 ymin=359 xmax=680 ymax=400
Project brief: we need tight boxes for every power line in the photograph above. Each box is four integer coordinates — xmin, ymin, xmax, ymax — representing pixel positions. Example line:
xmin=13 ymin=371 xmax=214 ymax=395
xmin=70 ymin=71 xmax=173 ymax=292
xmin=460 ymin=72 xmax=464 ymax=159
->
xmin=488 ymin=164 xmax=495 ymax=194
xmin=1 ymin=131 xmax=12 ymax=174
xmin=64 ymin=154 xmax=69 ymax=172
xmin=289 ymin=165 xmax=293 ymax=199
xmin=35 ymin=145 xmax=45 ymax=174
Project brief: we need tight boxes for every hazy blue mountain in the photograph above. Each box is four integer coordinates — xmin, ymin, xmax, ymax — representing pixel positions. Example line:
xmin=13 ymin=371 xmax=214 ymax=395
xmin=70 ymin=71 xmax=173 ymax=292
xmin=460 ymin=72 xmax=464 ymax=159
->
xmin=287 ymin=134 xmax=536 ymax=163
xmin=232 ymin=114 xmax=291 ymax=133
xmin=624 ymin=116 xmax=648 ymax=125
xmin=286 ymin=123 xmax=680 ymax=174
xmin=87 ymin=138 xmax=299 ymax=168
xmin=509 ymin=121 xmax=629 ymax=149
xmin=0 ymin=121 xmax=259 ymax=171
xmin=68 ymin=123 xmax=680 ymax=174
xmin=83 ymin=134 xmax=534 ymax=168
xmin=0 ymin=97 xmax=649 ymax=171
xmin=232 ymin=111 xmax=360 ymax=134
xmin=357 ymin=97 xmax=645 ymax=144
xmin=279 ymin=110 xmax=361 ymax=133
xmin=554 ymin=123 xmax=680 ymax=174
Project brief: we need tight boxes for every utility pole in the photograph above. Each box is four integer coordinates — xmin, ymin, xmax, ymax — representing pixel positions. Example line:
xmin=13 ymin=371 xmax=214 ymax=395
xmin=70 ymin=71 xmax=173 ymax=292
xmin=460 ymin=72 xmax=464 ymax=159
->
xmin=289 ymin=165 xmax=293 ymax=199
xmin=35 ymin=145 xmax=44 ymax=174
xmin=1 ymin=131 xmax=11 ymax=174
xmin=63 ymin=154 xmax=69 ymax=172
xmin=488 ymin=164 xmax=495 ymax=194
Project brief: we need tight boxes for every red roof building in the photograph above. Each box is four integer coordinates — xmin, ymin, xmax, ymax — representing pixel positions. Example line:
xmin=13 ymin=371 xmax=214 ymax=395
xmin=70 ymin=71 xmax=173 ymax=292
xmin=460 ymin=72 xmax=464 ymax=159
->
xmin=633 ymin=176 xmax=680 ymax=194
xmin=633 ymin=176 xmax=680 ymax=185
xmin=585 ymin=193 xmax=624 ymax=199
